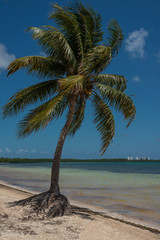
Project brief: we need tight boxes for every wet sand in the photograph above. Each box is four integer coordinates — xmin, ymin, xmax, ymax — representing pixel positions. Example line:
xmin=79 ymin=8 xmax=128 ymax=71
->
xmin=0 ymin=182 xmax=160 ymax=240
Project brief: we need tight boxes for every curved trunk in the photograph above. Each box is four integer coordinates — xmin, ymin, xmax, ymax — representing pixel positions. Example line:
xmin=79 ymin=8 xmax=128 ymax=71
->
xmin=50 ymin=96 xmax=77 ymax=193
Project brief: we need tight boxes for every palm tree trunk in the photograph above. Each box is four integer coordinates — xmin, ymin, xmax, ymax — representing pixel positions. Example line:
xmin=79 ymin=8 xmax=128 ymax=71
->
xmin=50 ymin=96 xmax=77 ymax=193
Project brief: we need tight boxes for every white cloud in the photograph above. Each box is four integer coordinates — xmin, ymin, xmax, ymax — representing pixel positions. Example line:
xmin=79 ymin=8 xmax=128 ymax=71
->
xmin=0 ymin=43 xmax=16 ymax=69
xmin=31 ymin=149 xmax=36 ymax=153
xmin=133 ymin=76 xmax=141 ymax=82
xmin=16 ymin=149 xmax=37 ymax=154
xmin=40 ymin=151 xmax=50 ymax=154
xmin=125 ymin=28 xmax=148 ymax=58
xmin=17 ymin=149 xmax=29 ymax=154
xmin=5 ymin=147 xmax=11 ymax=153
xmin=0 ymin=149 xmax=3 ymax=153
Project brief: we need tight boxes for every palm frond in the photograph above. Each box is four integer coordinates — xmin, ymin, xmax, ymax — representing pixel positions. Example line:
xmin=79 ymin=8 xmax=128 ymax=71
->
xmin=7 ymin=56 xmax=66 ymax=78
xmin=59 ymin=75 xmax=85 ymax=94
xmin=94 ymin=74 xmax=127 ymax=91
xmin=96 ymin=83 xmax=136 ymax=126
xmin=49 ymin=3 xmax=83 ymax=60
xmin=92 ymin=92 xmax=115 ymax=155
xmin=69 ymin=3 xmax=94 ymax=52
xmin=17 ymin=91 xmax=69 ymax=138
xmin=106 ymin=19 xmax=124 ymax=57
xmin=68 ymin=96 xmax=85 ymax=136
xmin=83 ymin=46 xmax=111 ymax=74
xmin=93 ymin=13 xmax=104 ymax=45
xmin=16 ymin=74 xmax=87 ymax=138
xmin=27 ymin=26 xmax=77 ymax=73
xmin=68 ymin=1 xmax=103 ymax=51
xmin=2 ymin=79 xmax=58 ymax=118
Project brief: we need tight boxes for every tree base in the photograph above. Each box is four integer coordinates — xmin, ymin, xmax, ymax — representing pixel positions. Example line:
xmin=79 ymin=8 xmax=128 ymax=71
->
xmin=9 ymin=191 xmax=71 ymax=218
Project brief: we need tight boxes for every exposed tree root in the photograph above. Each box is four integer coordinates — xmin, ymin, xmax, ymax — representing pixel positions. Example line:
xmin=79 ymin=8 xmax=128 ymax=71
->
xmin=9 ymin=191 xmax=71 ymax=218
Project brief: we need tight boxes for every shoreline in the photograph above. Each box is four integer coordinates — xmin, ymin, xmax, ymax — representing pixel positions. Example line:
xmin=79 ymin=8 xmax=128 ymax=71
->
xmin=0 ymin=179 xmax=160 ymax=235
xmin=1 ymin=158 xmax=160 ymax=163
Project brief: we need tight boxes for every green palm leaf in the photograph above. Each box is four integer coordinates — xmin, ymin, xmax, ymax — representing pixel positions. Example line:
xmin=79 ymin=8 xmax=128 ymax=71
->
xmin=96 ymin=83 xmax=136 ymax=126
xmin=16 ymin=74 xmax=87 ymax=138
xmin=68 ymin=96 xmax=85 ymax=136
xmin=92 ymin=92 xmax=115 ymax=155
xmin=83 ymin=46 xmax=111 ymax=74
xmin=59 ymin=75 xmax=85 ymax=94
xmin=28 ymin=26 xmax=77 ymax=73
xmin=17 ymin=92 xmax=69 ymax=138
xmin=68 ymin=1 xmax=103 ymax=50
xmin=106 ymin=19 xmax=123 ymax=57
xmin=94 ymin=74 xmax=127 ymax=91
xmin=7 ymin=56 xmax=66 ymax=78
xmin=3 ymin=79 xmax=58 ymax=118
xmin=49 ymin=3 xmax=83 ymax=60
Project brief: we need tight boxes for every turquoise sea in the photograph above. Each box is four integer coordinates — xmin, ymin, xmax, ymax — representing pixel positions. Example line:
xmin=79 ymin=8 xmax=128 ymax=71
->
xmin=0 ymin=161 xmax=160 ymax=228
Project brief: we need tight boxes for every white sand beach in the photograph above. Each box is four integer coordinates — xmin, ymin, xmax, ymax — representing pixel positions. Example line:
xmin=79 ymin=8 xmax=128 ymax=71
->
xmin=0 ymin=182 xmax=160 ymax=240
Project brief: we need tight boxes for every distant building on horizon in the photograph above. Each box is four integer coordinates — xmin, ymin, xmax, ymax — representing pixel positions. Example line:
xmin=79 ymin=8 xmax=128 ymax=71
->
xmin=141 ymin=157 xmax=150 ymax=160
xmin=127 ymin=157 xmax=150 ymax=160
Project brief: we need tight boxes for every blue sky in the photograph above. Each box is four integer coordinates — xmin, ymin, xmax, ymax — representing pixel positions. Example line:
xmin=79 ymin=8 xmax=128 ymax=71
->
xmin=0 ymin=0 xmax=160 ymax=159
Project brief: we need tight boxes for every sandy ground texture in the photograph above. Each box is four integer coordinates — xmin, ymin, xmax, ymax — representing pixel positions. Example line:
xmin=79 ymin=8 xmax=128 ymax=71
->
xmin=0 ymin=184 xmax=160 ymax=240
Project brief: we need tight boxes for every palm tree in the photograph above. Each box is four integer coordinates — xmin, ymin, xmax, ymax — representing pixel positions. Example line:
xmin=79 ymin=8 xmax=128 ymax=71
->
xmin=3 ymin=2 xmax=136 ymax=217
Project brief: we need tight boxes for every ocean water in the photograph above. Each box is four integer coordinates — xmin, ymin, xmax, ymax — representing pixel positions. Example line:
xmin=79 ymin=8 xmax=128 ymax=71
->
xmin=0 ymin=161 xmax=160 ymax=228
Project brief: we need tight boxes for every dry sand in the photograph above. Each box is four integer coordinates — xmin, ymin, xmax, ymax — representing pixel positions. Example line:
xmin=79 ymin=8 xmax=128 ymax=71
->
xmin=0 ymin=183 xmax=160 ymax=240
